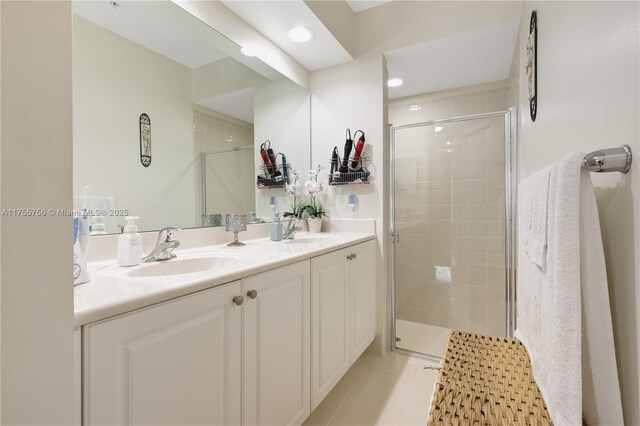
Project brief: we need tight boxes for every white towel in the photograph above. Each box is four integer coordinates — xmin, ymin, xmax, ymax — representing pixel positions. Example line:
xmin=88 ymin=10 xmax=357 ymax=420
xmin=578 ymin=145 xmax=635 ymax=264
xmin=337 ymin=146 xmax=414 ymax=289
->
xmin=515 ymin=152 xmax=623 ymax=426
xmin=579 ymin=170 xmax=623 ymax=425
xmin=519 ymin=166 xmax=551 ymax=270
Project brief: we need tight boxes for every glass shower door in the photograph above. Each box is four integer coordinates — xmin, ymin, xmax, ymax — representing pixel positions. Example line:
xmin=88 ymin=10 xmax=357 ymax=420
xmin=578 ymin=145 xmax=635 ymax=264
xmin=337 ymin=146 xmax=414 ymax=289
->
xmin=200 ymin=146 xmax=256 ymax=225
xmin=391 ymin=112 xmax=513 ymax=358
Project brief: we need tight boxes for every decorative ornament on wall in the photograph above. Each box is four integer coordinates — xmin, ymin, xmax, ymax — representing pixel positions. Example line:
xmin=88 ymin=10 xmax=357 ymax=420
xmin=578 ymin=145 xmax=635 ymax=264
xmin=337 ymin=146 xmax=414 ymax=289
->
xmin=526 ymin=11 xmax=537 ymax=121
xmin=139 ymin=113 xmax=151 ymax=167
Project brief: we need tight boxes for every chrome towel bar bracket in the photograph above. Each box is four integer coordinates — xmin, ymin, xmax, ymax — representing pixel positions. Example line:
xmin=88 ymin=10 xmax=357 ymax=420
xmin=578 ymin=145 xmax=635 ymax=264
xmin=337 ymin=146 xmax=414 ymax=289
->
xmin=582 ymin=145 xmax=632 ymax=174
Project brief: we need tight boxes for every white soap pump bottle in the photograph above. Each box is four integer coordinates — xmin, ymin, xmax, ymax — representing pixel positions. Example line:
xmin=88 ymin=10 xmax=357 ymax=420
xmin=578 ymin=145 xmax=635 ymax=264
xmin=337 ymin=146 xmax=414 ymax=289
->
xmin=118 ymin=216 xmax=143 ymax=267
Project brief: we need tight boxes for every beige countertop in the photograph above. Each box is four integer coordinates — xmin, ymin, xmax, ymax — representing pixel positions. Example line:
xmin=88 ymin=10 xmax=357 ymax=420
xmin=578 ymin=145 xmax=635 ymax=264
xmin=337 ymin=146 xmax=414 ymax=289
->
xmin=74 ymin=232 xmax=376 ymax=327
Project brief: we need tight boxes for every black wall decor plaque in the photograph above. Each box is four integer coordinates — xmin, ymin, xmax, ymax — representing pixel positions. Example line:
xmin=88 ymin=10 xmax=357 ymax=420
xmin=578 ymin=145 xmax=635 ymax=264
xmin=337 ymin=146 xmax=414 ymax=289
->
xmin=526 ymin=11 xmax=537 ymax=121
xmin=139 ymin=113 xmax=151 ymax=167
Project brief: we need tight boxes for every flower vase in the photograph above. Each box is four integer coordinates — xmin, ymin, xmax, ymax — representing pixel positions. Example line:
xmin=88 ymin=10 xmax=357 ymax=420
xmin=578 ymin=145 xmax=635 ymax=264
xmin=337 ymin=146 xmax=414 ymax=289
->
xmin=308 ymin=217 xmax=323 ymax=233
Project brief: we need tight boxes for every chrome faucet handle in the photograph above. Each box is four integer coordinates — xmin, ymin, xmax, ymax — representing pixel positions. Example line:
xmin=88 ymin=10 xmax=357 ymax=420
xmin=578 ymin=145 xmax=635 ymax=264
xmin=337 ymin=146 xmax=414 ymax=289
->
xmin=282 ymin=219 xmax=302 ymax=239
xmin=157 ymin=227 xmax=179 ymax=243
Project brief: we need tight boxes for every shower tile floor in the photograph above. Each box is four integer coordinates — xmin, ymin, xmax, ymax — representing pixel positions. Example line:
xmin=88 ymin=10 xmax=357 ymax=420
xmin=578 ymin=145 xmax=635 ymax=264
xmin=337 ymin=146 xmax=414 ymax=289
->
xmin=303 ymin=351 xmax=438 ymax=426
xmin=395 ymin=319 xmax=451 ymax=357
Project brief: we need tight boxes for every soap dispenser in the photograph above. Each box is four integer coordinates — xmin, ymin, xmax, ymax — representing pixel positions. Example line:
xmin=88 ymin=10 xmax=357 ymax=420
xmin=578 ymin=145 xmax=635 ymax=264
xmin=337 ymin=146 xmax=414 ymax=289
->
xmin=271 ymin=213 xmax=283 ymax=241
xmin=118 ymin=216 xmax=143 ymax=266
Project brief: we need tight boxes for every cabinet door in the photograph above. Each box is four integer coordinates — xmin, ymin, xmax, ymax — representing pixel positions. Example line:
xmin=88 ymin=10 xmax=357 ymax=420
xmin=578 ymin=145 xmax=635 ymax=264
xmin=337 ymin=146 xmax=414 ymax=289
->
xmin=74 ymin=328 xmax=81 ymax=426
xmin=310 ymin=249 xmax=350 ymax=410
xmin=243 ymin=261 xmax=311 ymax=426
xmin=349 ymin=240 xmax=377 ymax=363
xmin=84 ymin=282 xmax=243 ymax=426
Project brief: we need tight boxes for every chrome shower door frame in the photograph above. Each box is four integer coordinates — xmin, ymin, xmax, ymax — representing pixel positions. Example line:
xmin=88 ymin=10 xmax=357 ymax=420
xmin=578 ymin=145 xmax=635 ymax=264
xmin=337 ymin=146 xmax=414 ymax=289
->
xmin=388 ymin=109 xmax=518 ymax=359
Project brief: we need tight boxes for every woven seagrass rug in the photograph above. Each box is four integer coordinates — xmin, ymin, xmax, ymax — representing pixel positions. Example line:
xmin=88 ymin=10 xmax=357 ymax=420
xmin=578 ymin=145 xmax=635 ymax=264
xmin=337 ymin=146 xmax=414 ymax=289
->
xmin=428 ymin=330 xmax=552 ymax=425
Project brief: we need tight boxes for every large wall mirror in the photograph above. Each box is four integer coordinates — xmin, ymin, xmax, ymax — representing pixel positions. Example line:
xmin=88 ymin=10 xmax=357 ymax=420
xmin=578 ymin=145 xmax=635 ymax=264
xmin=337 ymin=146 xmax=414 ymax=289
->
xmin=72 ymin=0 xmax=310 ymax=234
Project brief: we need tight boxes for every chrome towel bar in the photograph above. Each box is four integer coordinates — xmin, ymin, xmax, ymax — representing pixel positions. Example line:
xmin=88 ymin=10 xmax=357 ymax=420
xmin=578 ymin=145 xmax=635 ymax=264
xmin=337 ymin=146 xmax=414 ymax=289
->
xmin=582 ymin=145 xmax=632 ymax=173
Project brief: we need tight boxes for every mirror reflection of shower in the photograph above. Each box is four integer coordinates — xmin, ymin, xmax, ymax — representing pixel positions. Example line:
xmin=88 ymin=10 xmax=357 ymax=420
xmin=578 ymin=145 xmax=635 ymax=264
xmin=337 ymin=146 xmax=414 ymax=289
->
xmin=200 ymin=145 xmax=256 ymax=226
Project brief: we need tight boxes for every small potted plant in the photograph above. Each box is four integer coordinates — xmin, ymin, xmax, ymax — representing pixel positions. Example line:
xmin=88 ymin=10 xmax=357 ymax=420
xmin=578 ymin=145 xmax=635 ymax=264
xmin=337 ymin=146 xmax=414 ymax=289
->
xmin=283 ymin=169 xmax=307 ymax=226
xmin=303 ymin=165 xmax=327 ymax=233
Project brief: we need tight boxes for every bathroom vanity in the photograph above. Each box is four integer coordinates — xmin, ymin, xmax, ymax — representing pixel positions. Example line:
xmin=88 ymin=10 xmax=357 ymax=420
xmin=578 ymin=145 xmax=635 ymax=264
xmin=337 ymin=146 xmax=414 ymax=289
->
xmin=75 ymin=232 xmax=376 ymax=425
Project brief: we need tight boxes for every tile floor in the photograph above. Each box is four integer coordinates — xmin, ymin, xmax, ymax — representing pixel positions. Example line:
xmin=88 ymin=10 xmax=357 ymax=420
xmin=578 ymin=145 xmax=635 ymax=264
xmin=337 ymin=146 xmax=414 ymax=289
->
xmin=303 ymin=351 xmax=439 ymax=426
xmin=395 ymin=319 xmax=450 ymax=357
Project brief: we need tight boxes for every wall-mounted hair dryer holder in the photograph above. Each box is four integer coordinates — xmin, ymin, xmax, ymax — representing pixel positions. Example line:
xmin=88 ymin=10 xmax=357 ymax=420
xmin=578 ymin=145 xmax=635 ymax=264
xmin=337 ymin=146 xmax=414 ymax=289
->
xmin=328 ymin=155 xmax=370 ymax=186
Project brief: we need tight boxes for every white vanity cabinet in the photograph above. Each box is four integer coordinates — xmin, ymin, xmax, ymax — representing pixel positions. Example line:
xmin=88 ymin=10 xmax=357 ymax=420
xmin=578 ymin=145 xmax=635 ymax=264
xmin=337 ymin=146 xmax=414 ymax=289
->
xmin=310 ymin=240 xmax=377 ymax=409
xmin=242 ymin=260 xmax=311 ymax=426
xmin=83 ymin=281 xmax=243 ymax=426
xmin=83 ymin=261 xmax=311 ymax=426
xmin=80 ymin=238 xmax=375 ymax=426
xmin=74 ymin=328 xmax=81 ymax=426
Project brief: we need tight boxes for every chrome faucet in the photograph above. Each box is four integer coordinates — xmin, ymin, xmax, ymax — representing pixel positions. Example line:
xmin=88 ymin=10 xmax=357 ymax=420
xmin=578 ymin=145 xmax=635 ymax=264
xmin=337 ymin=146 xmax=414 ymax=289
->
xmin=282 ymin=219 xmax=302 ymax=240
xmin=142 ymin=227 xmax=180 ymax=262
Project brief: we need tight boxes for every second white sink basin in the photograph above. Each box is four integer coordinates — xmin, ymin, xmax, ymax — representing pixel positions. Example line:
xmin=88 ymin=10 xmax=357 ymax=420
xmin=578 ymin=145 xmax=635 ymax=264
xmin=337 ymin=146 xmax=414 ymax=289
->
xmin=127 ymin=254 xmax=248 ymax=278
xmin=283 ymin=234 xmax=333 ymax=245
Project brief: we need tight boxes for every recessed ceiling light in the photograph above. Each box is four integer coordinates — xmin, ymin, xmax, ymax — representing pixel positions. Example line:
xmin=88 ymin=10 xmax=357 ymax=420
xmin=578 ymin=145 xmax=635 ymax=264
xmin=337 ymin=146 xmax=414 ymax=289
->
xmin=240 ymin=47 xmax=256 ymax=57
xmin=387 ymin=78 xmax=403 ymax=87
xmin=287 ymin=26 xmax=313 ymax=42
xmin=434 ymin=126 xmax=444 ymax=133
xmin=408 ymin=105 xmax=422 ymax=111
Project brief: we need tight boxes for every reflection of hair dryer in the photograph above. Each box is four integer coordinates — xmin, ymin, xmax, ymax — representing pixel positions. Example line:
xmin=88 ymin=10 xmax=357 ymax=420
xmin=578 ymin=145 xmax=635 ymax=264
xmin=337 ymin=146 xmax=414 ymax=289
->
xmin=267 ymin=146 xmax=281 ymax=177
xmin=330 ymin=147 xmax=340 ymax=176
xmin=352 ymin=130 xmax=365 ymax=169
xmin=279 ymin=153 xmax=289 ymax=183
xmin=260 ymin=141 xmax=275 ymax=177
xmin=340 ymin=129 xmax=353 ymax=173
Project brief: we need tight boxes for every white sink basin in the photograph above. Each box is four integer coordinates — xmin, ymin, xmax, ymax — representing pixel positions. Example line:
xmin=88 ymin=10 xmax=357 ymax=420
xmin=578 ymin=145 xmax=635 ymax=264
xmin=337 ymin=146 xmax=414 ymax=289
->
xmin=283 ymin=234 xmax=334 ymax=245
xmin=127 ymin=254 xmax=249 ymax=278
xmin=284 ymin=237 xmax=324 ymax=245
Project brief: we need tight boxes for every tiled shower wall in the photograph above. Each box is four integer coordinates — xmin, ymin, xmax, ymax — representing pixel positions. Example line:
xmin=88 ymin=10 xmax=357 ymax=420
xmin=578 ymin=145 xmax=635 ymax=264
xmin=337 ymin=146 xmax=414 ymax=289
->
xmin=193 ymin=108 xmax=255 ymax=225
xmin=389 ymin=82 xmax=508 ymax=336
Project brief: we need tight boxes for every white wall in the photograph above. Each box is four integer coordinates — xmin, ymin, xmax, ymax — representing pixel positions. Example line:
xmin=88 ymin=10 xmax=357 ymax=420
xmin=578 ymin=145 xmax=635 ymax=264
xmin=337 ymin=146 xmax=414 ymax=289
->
xmin=311 ymin=53 xmax=388 ymax=351
xmin=254 ymin=79 xmax=311 ymax=219
xmin=514 ymin=2 xmax=640 ymax=423
xmin=1 ymin=1 xmax=74 ymax=423
xmin=73 ymin=16 xmax=196 ymax=232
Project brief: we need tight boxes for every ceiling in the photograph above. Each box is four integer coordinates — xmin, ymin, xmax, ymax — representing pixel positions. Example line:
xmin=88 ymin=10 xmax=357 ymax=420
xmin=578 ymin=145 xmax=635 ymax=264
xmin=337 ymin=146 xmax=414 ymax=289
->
xmin=346 ymin=0 xmax=393 ymax=13
xmin=197 ymin=88 xmax=256 ymax=124
xmin=73 ymin=1 xmax=228 ymax=69
xmin=385 ymin=20 xmax=520 ymax=99
xmin=221 ymin=0 xmax=353 ymax=71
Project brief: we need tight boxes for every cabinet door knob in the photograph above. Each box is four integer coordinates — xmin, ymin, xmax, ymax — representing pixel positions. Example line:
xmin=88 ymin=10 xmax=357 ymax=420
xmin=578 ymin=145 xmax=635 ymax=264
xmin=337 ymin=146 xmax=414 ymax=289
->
xmin=232 ymin=295 xmax=244 ymax=306
xmin=347 ymin=254 xmax=352 ymax=260
xmin=247 ymin=289 xmax=258 ymax=299
xmin=352 ymin=253 xmax=357 ymax=259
